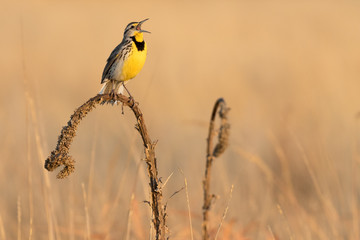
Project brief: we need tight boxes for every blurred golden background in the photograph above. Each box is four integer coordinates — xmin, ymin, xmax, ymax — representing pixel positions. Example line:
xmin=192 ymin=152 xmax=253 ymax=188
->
xmin=1 ymin=0 xmax=360 ymax=239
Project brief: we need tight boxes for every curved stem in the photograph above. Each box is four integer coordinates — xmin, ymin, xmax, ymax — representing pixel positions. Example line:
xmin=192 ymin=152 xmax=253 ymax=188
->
xmin=44 ymin=93 xmax=166 ymax=240
xmin=202 ymin=98 xmax=230 ymax=240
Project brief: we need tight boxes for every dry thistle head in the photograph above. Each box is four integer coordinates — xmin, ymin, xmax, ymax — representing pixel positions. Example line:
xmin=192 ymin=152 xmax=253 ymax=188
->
xmin=45 ymin=153 xmax=75 ymax=179
xmin=213 ymin=100 xmax=230 ymax=158
xmin=213 ymin=123 xmax=230 ymax=157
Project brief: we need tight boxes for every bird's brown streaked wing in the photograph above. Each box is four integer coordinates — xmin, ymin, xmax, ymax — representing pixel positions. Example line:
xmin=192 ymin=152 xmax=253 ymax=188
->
xmin=101 ymin=43 xmax=123 ymax=84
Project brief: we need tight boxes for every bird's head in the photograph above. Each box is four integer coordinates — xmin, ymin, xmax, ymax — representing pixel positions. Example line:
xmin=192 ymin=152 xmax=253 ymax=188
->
xmin=124 ymin=18 xmax=150 ymax=41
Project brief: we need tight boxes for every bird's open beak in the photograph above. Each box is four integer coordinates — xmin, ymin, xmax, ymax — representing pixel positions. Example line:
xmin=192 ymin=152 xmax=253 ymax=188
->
xmin=136 ymin=18 xmax=151 ymax=33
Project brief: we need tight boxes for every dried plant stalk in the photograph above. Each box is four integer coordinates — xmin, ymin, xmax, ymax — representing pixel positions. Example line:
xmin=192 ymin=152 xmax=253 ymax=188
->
xmin=202 ymin=98 xmax=230 ymax=240
xmin=44 ymin=94 xmax=167 ymax=240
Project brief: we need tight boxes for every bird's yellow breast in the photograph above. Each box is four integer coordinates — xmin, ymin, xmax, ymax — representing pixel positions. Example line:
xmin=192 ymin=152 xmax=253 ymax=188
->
xmin=121 ymin=41 xmax=147 ymax=81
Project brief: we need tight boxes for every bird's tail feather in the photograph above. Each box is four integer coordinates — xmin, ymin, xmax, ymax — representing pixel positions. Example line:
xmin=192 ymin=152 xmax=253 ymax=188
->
xmin=99 ymin=82 xmax=112 ymax=95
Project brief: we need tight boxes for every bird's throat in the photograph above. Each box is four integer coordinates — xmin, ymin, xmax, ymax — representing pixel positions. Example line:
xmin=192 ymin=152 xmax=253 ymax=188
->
xmin=131 ymin=36 xmax=145 ymax=51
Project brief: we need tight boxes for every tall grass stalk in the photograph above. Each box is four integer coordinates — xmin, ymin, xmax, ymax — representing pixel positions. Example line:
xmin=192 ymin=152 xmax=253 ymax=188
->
xmin=202 ymin=98 xmax=230 ymax=240
xmin=44 ymin=94 xmax=167 ymax=239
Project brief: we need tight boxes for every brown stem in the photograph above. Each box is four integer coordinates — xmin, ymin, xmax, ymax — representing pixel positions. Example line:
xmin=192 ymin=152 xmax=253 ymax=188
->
xmin=44 ymin=93 xmax=167 ymax=240
xmin=202 ymin=98 xmax=230 ymax=240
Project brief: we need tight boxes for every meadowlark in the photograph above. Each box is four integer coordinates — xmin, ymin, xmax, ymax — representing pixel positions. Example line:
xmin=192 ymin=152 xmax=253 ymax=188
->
xmin=99 ymin=18 xmax=150 ymax=98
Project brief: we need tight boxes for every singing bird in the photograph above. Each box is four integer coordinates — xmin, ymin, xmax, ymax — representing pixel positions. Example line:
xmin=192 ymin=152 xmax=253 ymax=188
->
xmin=99 ymin=18 xmax=150 ymax=97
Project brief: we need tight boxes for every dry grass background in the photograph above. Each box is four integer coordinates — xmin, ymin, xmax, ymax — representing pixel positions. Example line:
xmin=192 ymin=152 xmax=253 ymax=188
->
xmin=1 ymin=0 xmax=360 ymax=239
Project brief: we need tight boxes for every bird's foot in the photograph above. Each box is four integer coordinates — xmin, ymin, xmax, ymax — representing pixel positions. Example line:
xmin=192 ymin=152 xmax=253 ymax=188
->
xmin=109 ymin=91 xmax=116 ymax=100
